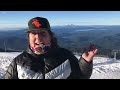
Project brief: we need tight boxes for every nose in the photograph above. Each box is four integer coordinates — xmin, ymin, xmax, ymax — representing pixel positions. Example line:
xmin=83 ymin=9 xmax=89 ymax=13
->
xmin=35 ymin=33 xmax=43 ymax=41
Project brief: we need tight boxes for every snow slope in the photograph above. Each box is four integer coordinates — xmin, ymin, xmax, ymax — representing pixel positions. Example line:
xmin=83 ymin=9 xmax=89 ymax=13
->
xmin=90 ymin=57 xmax=120 ymax=79
xmin=0 ymin=52 xmax=120 ymax=79
xmin=0 ymin=52 xmax=21 ymax=79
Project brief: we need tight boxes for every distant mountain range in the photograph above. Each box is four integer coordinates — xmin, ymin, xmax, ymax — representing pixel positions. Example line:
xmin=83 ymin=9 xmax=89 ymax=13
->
xmin=1 ymin=25 xmax=120 ymax=54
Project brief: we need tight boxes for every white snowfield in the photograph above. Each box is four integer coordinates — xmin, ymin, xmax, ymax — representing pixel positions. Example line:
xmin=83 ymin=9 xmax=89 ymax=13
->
xmin=0 ymin=52 xmax=120 ymax=79
xmin=90 ymin=57 xmax=120 ymax=79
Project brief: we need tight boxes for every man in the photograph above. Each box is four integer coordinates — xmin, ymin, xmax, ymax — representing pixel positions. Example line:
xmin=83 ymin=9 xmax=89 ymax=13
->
xmin=4 ymin=17 xmax=98 ymax=79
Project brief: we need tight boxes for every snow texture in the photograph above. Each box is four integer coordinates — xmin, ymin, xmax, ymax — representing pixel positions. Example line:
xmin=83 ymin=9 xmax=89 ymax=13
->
xmin=0 ymin=52 xmax=120 ymax=79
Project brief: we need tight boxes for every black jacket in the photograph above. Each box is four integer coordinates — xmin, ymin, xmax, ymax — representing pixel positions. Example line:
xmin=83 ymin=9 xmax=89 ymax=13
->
xmin=4 ymin=47 xmax=93 ymax=79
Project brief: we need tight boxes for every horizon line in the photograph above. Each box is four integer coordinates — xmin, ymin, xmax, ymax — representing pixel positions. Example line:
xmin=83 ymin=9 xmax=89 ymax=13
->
xmin=0 ymin=24 xmax=120 ymax=30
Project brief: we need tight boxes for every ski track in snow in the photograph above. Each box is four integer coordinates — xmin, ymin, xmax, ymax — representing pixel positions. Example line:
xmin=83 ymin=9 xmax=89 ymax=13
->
xmin=0 ymin=52 xmax=120 ymax=79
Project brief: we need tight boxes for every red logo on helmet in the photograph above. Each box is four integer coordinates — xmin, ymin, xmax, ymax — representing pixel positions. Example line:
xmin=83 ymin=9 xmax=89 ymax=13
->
xmin=32 ymin=19 xmax=42 ymax=28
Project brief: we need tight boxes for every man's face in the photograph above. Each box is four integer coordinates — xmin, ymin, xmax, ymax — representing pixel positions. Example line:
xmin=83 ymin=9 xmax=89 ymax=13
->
xmin=28 ymin=29 xmax=51 ymax=55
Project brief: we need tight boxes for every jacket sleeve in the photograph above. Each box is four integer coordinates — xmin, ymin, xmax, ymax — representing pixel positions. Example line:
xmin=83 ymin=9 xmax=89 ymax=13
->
xmin=78 ymin=56 xmax=93 ymax=79
xmin=4 ymin=58 xmax=18 ymax=79
xmin=67 ymin=50 xmax=93 ymax=79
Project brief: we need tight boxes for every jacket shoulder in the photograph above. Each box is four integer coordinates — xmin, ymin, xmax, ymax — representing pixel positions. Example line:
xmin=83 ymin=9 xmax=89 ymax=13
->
xmin=56 ymin=47 xmax=72 ymax=55
xmin=14 ymin=51 xmax=28 ymax=65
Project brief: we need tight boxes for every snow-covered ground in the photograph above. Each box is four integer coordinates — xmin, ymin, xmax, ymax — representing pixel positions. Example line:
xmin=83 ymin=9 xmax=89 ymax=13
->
xmin=0 ymin=52 xmax=120 ymax=79
xmin=0 ymin=52 xmax=21 ymax=79
xmin=90 ymin=57 xmax=120 ymax=79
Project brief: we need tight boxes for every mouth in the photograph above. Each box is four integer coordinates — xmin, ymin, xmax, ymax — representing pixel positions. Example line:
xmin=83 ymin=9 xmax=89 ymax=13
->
xmin=33 ymin=43 xmax=43 ymax=53
xmin=35 ymin=43 xmax=40 ymax=46
xmin=35 ymin=42 xmax=44 ymax=46
xmin=31 ymin=42 xmax=51 ymax=54
xmin=34 ymin=42 xmax=45 ymax=51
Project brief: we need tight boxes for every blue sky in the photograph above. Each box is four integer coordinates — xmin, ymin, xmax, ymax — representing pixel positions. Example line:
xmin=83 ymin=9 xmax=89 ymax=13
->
xmin=0 ymin=11 xmax=120 ymax=30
